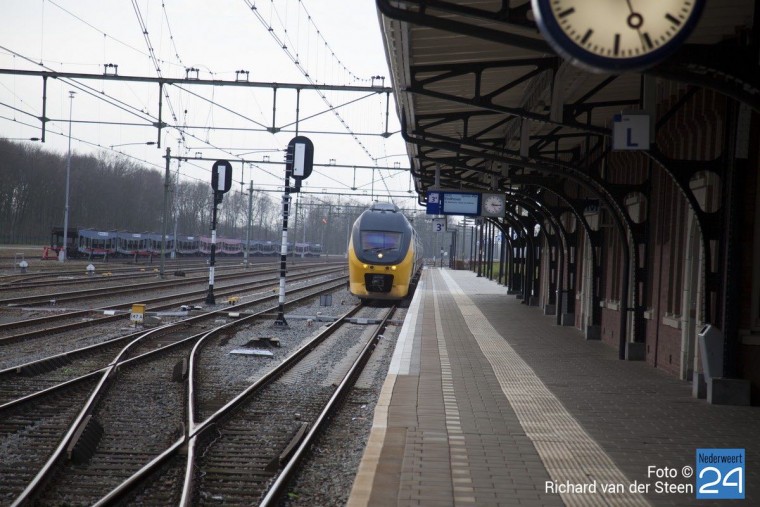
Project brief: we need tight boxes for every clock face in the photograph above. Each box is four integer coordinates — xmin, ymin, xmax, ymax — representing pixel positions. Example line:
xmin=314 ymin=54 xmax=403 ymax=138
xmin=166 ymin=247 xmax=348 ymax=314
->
xmin=532 ymin=0 xmax=705 ymax=72
xmin=482 ymin=194 xmax=505 ymax=216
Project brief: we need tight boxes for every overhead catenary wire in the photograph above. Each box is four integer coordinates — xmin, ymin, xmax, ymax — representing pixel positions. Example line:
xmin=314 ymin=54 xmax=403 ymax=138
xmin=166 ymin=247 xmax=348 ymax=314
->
xmin=0 ymin=67 xmax=406 ymax=198
xmin=47 ymin=0 xmax=185 ymax=72
xmin=2 ymin=110 xmax=416 ymax=205
xmin=130 ymin=0 xmax=182 ymax=139
xmin=244 ymin=0 xmax=381 ymax=162
xmin=160 ymin=1 xmax=186 ymax=68
xmin=0 ymin=120 xmax=411 ymax=198
xmin=23 ymin=1 xmax=384 ymax=172
xmin=0 ymin=3 xmax=409 ymax=201
xmin=0 ymin=46 xmax=275 ymax=178
xmin=0 ymin=45 xmax=156 ymax=124
xmin=172 ymin=83 xmax=270 ymax=131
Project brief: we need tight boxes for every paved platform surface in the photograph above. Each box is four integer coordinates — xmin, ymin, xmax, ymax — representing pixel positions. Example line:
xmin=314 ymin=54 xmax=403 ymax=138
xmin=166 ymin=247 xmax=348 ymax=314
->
xmin=348 ymin=268 xmax=759 ymax=506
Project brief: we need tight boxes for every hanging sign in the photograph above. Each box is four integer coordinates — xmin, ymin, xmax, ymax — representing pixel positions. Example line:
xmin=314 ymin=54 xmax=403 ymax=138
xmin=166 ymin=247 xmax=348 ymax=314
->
xmin=612 ymin=114 xmax=650 ymax=151
xmin=426 ymin=191 xmax=481 ymax=216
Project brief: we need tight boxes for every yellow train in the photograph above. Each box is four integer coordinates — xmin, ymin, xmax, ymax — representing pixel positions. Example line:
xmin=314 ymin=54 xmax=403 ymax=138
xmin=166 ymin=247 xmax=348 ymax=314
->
xmin=348 ymin=202 xmax=424 ymax=301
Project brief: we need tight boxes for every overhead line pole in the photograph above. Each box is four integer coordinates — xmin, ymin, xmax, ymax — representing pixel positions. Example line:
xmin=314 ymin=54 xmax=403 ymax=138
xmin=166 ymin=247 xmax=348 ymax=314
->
xmin=60 ymin=90 xmax=75 ymax=263
xmin=160 ymin=147 xmax=171 ymax=279
xmin=245 ymin=180 xmax=253 ymax=269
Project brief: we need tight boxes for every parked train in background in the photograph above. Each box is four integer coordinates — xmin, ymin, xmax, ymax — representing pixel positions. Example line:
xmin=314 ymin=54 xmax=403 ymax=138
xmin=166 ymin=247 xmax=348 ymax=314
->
xmin=42 ymin=227 xmax=322 ymax=259
xmin=347 ymin=202 xmax=423 ymax=301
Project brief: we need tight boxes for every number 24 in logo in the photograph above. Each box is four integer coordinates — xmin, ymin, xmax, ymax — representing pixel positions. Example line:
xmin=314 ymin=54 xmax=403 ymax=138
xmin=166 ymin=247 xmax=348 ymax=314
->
xmin=696 ymin=449 xmax=745 ymax=500
xmin=698 ymin=467 xmax=743 ymax=499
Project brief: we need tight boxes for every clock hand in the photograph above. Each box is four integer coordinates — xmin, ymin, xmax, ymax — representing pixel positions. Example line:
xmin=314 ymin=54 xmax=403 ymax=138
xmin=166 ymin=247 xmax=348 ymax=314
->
xmin=624 ymin=0 xmax=647 ymax=50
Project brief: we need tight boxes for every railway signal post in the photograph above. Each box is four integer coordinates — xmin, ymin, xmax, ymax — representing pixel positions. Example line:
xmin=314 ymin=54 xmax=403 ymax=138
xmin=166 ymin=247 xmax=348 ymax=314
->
xmin=275 ymin=136 xmax=314 ymax=326
xmin=206 ymin=160 xmax=233 ymax=305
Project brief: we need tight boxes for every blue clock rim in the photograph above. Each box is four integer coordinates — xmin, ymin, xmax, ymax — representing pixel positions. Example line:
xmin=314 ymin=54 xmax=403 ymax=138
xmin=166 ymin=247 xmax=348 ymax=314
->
xmin=531 ymin=0 xmax=705 ymax=72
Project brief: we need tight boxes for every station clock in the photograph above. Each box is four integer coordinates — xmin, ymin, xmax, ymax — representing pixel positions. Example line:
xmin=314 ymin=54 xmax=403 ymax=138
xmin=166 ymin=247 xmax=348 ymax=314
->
xmin=531 ymin=0 xmax=705 ymax=72
xmin=481 ymin=193 xmax=506 ymax=217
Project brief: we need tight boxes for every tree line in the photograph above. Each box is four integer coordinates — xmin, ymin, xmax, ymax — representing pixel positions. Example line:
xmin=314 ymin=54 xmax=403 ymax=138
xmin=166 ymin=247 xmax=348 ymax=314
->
xmin=0 ymin=140 xmax=369 ymax=254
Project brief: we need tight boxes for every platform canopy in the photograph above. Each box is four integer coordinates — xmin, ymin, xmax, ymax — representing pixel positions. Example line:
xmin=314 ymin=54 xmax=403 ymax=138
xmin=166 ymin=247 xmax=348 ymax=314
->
xmin=377 ymin=0 xmax=758 ymax=202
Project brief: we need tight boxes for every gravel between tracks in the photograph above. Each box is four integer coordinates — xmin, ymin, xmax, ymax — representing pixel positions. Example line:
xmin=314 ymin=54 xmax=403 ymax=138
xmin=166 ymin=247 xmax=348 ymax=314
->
xmin=199 ymin=289 xmax=406 ymax=507
xmin=281 ymin=303 xmax=407 ymax=507
xmin=2 ymin=280 xmax=410 ymax=505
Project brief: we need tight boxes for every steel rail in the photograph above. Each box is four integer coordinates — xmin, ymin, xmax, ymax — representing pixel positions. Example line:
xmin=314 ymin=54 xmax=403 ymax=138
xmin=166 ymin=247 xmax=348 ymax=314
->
xmin=91 ymin=281 xmax=355 ymax=507
xmin=0 ymin=261 xmax=258 ymax=292
xmin=178 ymin=303 xmax=366 ymax=506
xmin=259 ymin=305 xmax=396 ymax=506
xmin=0 ymin=265 xmax=343 ymax=341
xmin=10 ymin=277 xmax=347 ymax=506
xmin=0 ymin=275 xmax=347 ymax=409
xmin=0 ymin=261 xmax=340 ymax=306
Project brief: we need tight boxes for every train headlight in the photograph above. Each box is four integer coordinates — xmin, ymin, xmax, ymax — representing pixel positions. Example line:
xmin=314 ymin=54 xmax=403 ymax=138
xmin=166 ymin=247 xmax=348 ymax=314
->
xmin=362 ymin=264 xmax=368 ymax=269
xmin=378 ymin=253 xmax=384 ymax=259
xmin=391 ymin=265 xmax=397 ymax=270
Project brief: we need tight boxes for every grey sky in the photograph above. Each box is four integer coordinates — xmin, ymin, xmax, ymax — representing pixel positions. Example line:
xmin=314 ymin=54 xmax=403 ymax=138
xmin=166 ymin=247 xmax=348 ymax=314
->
xmin=0 ymin=0 xmax=414 ymax=206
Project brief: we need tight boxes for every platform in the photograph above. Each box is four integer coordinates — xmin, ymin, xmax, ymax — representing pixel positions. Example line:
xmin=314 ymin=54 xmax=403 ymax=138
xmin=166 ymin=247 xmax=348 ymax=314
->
xmin=348 ymin=268 xmax=759 ymax=506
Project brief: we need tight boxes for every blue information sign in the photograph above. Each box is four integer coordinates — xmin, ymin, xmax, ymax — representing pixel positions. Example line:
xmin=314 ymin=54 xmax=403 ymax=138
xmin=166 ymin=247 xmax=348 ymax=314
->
xmin=426 ymin=191 xmax=480 ymax=216
xmin=426 ymin=191 xmax=442 ymax=214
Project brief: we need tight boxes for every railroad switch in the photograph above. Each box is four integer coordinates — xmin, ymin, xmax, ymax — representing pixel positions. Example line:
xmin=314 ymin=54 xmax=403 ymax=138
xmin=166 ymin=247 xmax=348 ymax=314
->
xmin=245 ymin=337 xmax=281 ymax=347
xmin=229 ymin=337 xmax=280 ymax=357
xmin=227 ymin=296 xmax=240 ymax=305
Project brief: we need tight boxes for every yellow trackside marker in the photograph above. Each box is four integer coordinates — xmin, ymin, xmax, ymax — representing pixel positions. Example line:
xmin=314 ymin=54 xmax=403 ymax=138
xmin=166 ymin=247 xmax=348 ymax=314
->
xmin=130 ymin=304 xmax=146 ymax=325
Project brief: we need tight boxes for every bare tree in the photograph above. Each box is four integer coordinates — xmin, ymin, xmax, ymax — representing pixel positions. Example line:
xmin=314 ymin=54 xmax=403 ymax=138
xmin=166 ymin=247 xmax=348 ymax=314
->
xmin=0 ymin=141 xmax=289 ymax=245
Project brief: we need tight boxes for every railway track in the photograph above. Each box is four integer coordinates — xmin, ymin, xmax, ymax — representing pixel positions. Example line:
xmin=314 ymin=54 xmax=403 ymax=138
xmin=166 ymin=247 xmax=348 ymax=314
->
xmin=89 ymin=303 xmax=396 ymax=506
xmin=0 ymin=263 xmax=233 ymax=292
xmin=2 ymin=277 xmax=354 ymax=505
xmin=0 ymin=257 xmax=249 ymax=282
xmin=0 ymin=260 xmax=341 ymax=304
xmin=0 ymin=376 xmax=100 ymax=505
xmin=0 ymin=258 xmax=325 ymax=292
xmin=3 ymin=296 xmax=398 ymax=505
xmin=0 ymin=273 xmax=349 ymax=405
xmin=0 ymin=265 xmax=344 ymax=344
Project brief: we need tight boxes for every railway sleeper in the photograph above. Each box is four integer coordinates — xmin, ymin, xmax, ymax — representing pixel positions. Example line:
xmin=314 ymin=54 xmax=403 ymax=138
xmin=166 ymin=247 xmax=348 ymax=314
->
xmin=66 ymin=415 xmax=104 ymax=465
xmin=203 ymin=468 xmax=274 ymax=477
xmin=204 ymin=456 xmax=272 ymax=465
xmin=278 ymin=421 xmax=310 ymax=466
xmin=17 ymin=354 xmax=71 ymax=377
xmin=172 ymin=358 xmax=188 ymax=382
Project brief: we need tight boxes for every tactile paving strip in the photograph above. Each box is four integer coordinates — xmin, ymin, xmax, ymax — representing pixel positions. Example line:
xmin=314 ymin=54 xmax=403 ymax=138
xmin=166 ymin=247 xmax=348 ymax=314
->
xmin=432 ymin=279 xmax=476 ymax=505
xmin=440 ymin=269 xmax=651 ymax=507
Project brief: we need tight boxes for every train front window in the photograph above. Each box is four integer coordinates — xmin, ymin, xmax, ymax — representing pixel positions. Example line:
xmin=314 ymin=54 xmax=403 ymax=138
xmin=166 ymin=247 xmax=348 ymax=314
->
xmin=361 ymin=231 xmax=402 ymax=252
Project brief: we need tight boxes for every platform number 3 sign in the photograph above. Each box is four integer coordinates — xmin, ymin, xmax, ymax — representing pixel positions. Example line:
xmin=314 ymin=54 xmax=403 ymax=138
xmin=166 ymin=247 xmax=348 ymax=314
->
xmin=696 ymin=449 xmax=745 ymax=499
